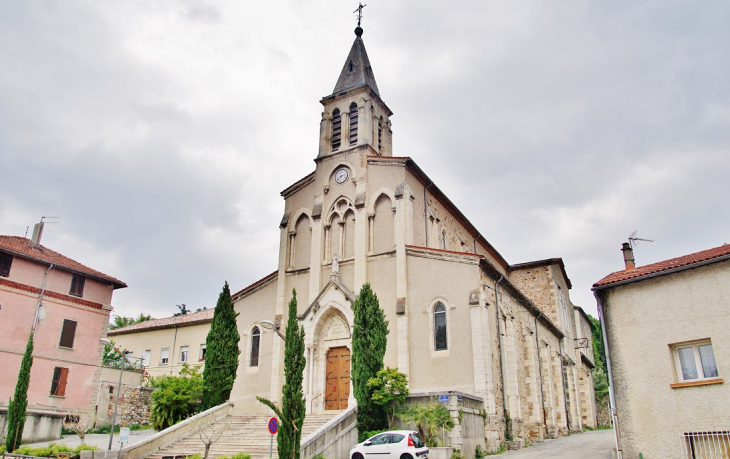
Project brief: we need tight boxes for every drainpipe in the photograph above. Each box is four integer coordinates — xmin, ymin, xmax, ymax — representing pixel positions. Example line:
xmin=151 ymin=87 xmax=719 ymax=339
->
xmin=594 ymin=291 xmax=622 ymax=459
xmin=170 ymin=324 xmax=178 ymax=375
xmin=535 ymin=312 xmax=547 ymax=431
xmin=32 ymin=263 xmax=54 ymax=334
xmin=424 ymin=182 xmax=433 ymax=247
xmin=494 ymin=275 xmax=507 ymax=417
xmin=558 ymin=339 xmax=570 ymax=433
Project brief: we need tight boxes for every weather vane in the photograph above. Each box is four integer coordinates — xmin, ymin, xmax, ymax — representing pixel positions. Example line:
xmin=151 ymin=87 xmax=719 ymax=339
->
xmin=354 ymin=3 xmax=366 ymax=27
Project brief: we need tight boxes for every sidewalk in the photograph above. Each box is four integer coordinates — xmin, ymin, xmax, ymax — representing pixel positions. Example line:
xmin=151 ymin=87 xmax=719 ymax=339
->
xmin=23 ymin=429 xmax=157 ymax=451
xmin=499 ymin=429 xmax=614 ymax=458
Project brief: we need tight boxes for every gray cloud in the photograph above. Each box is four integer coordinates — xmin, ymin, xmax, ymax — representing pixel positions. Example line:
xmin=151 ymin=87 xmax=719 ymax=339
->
xmin=1 ymin=0 xmax=728 ymax=318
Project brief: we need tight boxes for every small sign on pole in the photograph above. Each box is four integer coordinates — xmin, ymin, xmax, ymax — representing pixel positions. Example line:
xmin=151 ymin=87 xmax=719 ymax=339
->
xmin=268 ymin=417 xmax=279 ymax=459
xmin=119 ymin=427 xmax=130 ymax=444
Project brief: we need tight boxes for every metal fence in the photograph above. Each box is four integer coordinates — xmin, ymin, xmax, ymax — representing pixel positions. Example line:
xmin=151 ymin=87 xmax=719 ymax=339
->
xmin=102 ymin=356 xmax=144 ymax=371
xmin=680 ymin=431 xmax=730 ymax=458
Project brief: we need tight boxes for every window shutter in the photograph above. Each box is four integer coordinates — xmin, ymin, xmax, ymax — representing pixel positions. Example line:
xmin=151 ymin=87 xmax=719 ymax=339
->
xmin=70 ymin=274 xmax=85 ymax=297
xmin=0 ymin=253 xmax=12 ymax=276
xmin=57 ymin=368 xmax=69 ymax=396
xmin=51 ymin=367 xmax=62 ymax=395
xmin=349 ymin=103 xmax=358 ymax=146
xmin=332 ymin=109 xmax=341 ymax=151
xmin=59 ymin=320 xmax=77 ymax=348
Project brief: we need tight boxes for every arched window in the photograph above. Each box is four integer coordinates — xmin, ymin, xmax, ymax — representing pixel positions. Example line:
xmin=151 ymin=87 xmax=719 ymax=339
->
xmin=250 ymin=327 xmax=261 ymax=367
xmin=349 ymin=102 xmax=358 ymax=146
xmin=378 ymin=116 xmax=383 ymax=151
xmin=434 ymin=304 xmax=447 ymax=350
xmin=332 ymin=109 xmax=341 ymax=151
xmin=441 ymin=231 xmax=446 ymax=250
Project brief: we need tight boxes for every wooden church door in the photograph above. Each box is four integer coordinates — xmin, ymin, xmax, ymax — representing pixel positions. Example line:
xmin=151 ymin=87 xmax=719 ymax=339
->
xmin=325 ymin=346 xmax=350 ymax=410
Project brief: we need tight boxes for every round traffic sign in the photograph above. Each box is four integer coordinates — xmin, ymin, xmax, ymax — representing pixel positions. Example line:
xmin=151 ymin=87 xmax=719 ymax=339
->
xmin=268 ymin=417 xmax=279 ymax=435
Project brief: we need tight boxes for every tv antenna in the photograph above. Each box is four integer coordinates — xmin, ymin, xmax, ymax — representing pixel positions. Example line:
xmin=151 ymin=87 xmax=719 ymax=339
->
xmin=628 ymin=230 xmax=654 ymax=248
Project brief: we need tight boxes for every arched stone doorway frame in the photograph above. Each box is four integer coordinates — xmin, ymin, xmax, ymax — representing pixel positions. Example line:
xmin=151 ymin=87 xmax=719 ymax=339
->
xmin=303 ymin=299 xmax=355 ymax=413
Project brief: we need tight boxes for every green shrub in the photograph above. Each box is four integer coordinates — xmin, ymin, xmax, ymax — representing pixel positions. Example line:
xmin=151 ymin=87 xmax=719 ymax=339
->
xmin=10 ymin=443 xmax=98 ymax=458
xmin=0 ymin=445 xmax=6 ymax=454
xmin=450 ymin=449 xmax=464 ymax=459
xmin=150 ymin=363 xmax=203 ymax=430
xmin=475 ymin=445 xmax=486 ymax=459
xmin=231 ymin=454 xmax=252 ymax=459
xmin=312 ymin=454 xmax=326 ymax=459
xmin=206 ymin=454 xmax=251 ymax=459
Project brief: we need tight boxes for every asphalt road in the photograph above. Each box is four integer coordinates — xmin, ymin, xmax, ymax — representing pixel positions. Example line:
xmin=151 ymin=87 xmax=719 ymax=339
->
xmin=500 ymin=429 xmax=615 ymax=459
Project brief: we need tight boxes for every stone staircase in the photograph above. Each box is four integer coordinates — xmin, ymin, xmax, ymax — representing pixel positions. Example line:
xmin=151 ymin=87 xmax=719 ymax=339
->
xmin=147 ymin=413 xmax=339 ymax=459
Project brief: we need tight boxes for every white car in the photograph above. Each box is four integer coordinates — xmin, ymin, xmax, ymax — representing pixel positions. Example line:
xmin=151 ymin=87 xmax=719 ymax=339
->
xmin=350 ymin=430 xmax=429 ymax=459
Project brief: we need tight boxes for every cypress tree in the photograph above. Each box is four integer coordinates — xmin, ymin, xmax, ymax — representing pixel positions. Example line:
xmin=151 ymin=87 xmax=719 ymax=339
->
xmin=257 ymin=289 xmax=306 ymax=459
xmin=6 ymin=334 xmax=33 ymax=452
xmin=201 ymin=281 xmax=240 ymax=410
xmin=351 ymin=283 xmax=389 ymax=439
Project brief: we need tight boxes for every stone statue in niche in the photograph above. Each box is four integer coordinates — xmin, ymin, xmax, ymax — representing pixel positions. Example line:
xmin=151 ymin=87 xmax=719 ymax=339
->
xmin=332 ymin=254 xmax=339 ymax=277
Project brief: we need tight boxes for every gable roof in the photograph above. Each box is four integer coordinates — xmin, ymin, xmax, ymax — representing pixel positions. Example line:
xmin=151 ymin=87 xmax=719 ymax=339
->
xmin=510 ymin=258 xmax=573 ymax=289
xmin=332 ymin=29 xmax=380 ymax=96
xmin=593 ymin=243 xmax=730 ymax=289
xmin=108 ymin=308 xmax=214 ymax=335
xmin=0 ymin=235 xmax=127 ymax=288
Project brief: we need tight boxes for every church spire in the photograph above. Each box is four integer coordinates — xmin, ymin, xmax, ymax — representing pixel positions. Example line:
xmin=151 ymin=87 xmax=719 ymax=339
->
xmin=331 ymin=26 xmax=380 ymax=96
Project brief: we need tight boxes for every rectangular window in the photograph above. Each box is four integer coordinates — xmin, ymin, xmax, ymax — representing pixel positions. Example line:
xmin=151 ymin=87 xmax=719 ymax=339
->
xmin=70 ymin=274 xmax=85 ymax=297
xmin=680 ymin=431 xmax=730 ymax=458
xmin=673 ymin=340 xmax=719 ymax=382
xmin=179 ymin=346 xmax=189 ymax=363
xmin=141 ymin=350 xmax=151 ymax=367
xmin=160 ymin=348 xmax=169 ymax=365
xmin=0 ymin=253 xmax=13 ymax=277
xmin=59 ymin=319 xmax=77 ymax=348
xmin=199 ymin=344 xmax=206 ymax=362
xmin=50 ymin=367 xmax=69 ymax=396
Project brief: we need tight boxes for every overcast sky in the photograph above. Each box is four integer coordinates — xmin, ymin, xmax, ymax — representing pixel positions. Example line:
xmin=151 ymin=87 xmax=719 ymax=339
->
xmin=2 ymin=1 xmax=729 ymax=320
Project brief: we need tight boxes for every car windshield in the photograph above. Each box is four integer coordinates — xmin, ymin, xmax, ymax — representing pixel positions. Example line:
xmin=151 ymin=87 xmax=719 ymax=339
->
xmin=410 ymin=433 xmax=425 ymax=448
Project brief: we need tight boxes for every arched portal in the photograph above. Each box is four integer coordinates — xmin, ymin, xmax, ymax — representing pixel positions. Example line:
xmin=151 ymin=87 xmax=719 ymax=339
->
xmin=305 ymin=305 xmax=354 ymax=413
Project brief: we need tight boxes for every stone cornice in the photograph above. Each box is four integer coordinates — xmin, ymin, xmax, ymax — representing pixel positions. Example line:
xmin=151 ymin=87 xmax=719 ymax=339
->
xmin=406 ymin=245 xmax=482 ymax=265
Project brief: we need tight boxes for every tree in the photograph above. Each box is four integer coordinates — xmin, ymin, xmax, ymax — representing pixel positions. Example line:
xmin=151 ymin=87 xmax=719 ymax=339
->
xmin=64 ymin=413 xmax=95 ymax=445
xmin=589 ymin=315 xmax=607 ymax=370
xmin=108 ymin=313 xmax=153 ymax=330
xmin=352 ymin=283 xmax=389 ymax=439
xmin=5 ymin=334 xmax=33 ymax=452
xmin=198 ymin=421 xmax=229 ymax=459
xmin=257 ymin=289 xmax=306 ymax=459
xmin=149 ymin=363 xmax=204 ymax=430
xmin=367 ymin=367 xmax=409 ymax=429
xmin=174 ymin=304 xmax=191 ymax=316
xmin=399 ymin=403 xmax=454 ymax=447
xmin=201 ymin=282 xmax=241 ymax=410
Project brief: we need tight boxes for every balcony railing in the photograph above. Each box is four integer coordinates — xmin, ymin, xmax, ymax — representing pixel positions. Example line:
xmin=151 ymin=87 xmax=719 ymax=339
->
xmin=680 ymin=430 xmax=730 ymax=458
xmin=102 ymin=357 xmax=144 ymax=371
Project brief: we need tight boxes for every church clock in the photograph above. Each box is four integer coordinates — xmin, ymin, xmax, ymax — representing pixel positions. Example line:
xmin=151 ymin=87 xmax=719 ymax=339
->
xmin=334 ymin=168 xmax=349 ymax=184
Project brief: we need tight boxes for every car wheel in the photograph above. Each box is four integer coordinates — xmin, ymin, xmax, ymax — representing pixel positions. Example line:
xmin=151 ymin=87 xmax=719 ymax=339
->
xmin=401 ymin=454 xmax=413 ymax=459
xmin=353 ymin=453 xmax=364 ymax=459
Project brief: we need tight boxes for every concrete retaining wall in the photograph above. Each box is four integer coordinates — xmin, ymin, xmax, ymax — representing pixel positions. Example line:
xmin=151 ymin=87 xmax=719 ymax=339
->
xmin=0 ymin=408 xmax=65 ymax=444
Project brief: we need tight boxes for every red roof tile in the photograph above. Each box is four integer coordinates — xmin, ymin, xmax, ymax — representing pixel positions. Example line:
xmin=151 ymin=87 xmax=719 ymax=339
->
xmin=0 ymin=236 xmax=127 ymax=288
xmin=108 ymin=308 xmax=214 ymax=335
xmin=593 ymin=243 xmax=730 ymax=288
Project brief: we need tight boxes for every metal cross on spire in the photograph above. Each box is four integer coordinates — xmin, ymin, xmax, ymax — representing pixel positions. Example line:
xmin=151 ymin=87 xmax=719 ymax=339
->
xmin=354 ymin=3 xmax=366 ymax=27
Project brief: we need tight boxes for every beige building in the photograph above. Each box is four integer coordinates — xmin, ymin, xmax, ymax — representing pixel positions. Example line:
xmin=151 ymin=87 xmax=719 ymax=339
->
xmin=573 ymin=306 xmax=598 ymax=429
xmin=108 ymin=309 xmax=213 ymax=377
xmin=108 ymin=25 xmax=598 ymax=453
xmin=593 ymin=242 xmax=730 ymax=458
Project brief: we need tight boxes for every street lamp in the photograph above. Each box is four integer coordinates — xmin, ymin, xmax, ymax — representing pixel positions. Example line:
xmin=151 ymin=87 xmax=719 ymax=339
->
xmin=100 ymin=337 xmax=129 ymax=451
xmin=260 ymin=320 xmax=286 ymax=341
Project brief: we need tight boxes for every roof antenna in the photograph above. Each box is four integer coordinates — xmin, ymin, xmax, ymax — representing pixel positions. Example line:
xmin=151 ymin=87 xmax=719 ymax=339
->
xmin=30 ymin=216 xmax=60 ymax=246
xmin=628 ymin=230 xmax=654 ymax=248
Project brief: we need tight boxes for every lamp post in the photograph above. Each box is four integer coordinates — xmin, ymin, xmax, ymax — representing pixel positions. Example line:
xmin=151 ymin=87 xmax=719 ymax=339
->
xmin=100 ymin=337 xmax=128 ymax=451
xmin=260 ymin=320 xmax=286 ymax=341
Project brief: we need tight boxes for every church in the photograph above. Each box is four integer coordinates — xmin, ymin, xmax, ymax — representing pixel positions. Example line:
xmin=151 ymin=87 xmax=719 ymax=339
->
xmin=226 ymin=22 xmax=597 ymax=452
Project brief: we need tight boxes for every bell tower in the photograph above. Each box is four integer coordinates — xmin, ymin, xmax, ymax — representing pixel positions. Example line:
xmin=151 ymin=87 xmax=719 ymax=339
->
xmin=318 ymin=25 xmax=393 ymax=159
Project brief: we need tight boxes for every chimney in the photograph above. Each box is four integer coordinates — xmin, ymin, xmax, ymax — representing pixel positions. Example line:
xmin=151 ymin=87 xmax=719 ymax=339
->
xmin=622 ymin=242 xmax=635 ymax=269
xmin=31 ymin=222 xmax=44 ymax=246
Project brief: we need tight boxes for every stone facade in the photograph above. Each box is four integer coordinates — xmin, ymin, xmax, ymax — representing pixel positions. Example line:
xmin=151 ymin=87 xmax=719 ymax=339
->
xmin=222 ymin=27 xmax=593 ymax=456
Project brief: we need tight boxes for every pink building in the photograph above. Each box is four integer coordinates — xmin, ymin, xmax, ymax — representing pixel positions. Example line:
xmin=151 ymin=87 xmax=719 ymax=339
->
xmin=0 ymin=231 xmax=126 ymax=440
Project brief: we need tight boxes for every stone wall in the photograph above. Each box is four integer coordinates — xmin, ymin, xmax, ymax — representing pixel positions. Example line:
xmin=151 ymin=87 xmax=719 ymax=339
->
xmin=97 ymin=382 xmax=153 ymax=427
xmin=595 ymin=394 xmax=611 ymax=427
